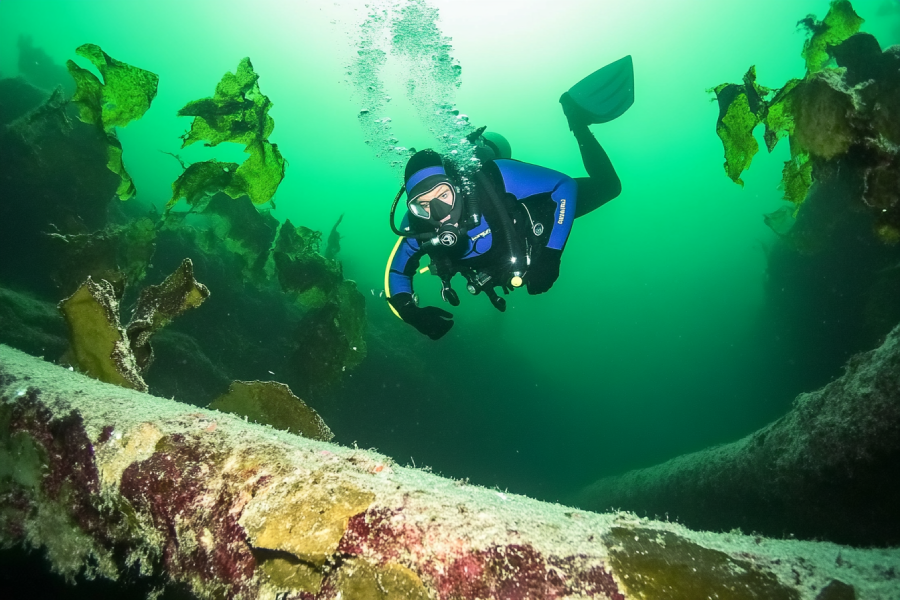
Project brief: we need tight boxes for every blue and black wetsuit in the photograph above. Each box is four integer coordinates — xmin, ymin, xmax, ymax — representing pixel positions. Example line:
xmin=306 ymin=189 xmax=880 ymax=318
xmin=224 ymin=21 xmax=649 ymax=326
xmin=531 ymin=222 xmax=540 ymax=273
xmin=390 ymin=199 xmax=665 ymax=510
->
xmin=388 ymin=157 xmax=580 ymax=298
xmin=387 ymin=123 xmax=620 ymax=339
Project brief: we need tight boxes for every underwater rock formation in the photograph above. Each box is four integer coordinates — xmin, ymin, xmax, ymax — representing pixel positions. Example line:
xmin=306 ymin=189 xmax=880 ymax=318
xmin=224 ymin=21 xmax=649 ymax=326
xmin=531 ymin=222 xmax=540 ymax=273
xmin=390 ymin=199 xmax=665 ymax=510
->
xmin=711 ymin=0 xmax=900 ymax=399
xmin=201 ymin=192 xmax=279 ymax=280
xmin=16 ymin=36 xmax=76 ymax=96
xmin=0 ymin=77 xmax=120 ymax=296
xmin=269 ymin=219 xmax=368 ymax=394
xmin=0 ymin=287 xmax=67 ymax=360
xmin=1 ymin=345 xmax=898 ymax=600
xmin=149 ymin=202 xmax=367 ymax=401
xmin=574 ymin=321 xmax=900 ymax=547
xmin=1 ymin=50 xmax=365 ymax=407
xmin=711 ymin=0 xmax=900 ymax=242
xmin=0 ymin=76 xmax=49 ymax=125
xmin=45 ymin=215 xmax=158 ymax=299
xmin=324 ymin=213 xmax=344 ymax=260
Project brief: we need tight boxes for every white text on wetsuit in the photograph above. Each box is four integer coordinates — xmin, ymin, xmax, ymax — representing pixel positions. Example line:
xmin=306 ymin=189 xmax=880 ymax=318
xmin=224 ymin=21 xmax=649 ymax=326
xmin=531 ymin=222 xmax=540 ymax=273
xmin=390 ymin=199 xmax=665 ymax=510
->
xmin=557 ymin=198 xmax=567 ymax=224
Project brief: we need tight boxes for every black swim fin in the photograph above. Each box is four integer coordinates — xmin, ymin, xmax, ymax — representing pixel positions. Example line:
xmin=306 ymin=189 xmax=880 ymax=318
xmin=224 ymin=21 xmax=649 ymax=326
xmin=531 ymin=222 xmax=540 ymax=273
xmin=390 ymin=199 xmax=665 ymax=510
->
xmin=562 ymin=55 xmax=634 ymax=125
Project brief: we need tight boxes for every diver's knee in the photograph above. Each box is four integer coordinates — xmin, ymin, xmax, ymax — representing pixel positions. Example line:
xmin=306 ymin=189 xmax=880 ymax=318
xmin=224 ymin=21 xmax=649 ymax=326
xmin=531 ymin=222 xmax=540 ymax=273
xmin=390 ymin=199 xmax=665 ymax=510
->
xmin=607 ymin=177 xmax=622 ymax=201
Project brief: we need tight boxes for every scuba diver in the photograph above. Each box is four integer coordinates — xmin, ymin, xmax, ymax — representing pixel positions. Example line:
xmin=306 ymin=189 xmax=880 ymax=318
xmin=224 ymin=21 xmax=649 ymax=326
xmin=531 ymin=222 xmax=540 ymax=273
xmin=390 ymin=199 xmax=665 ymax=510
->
xmin=385 ymin=57 xmax=634 ymax=340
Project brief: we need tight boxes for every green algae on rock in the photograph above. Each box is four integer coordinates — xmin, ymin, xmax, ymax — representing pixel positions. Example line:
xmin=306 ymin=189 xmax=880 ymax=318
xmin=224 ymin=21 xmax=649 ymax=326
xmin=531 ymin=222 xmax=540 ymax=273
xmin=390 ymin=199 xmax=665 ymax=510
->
xmin=709 ymin=0 xmax=861 ymax=191
xmin=126 ymin=258 xmax=210 ymax=372
xmin=58 ymin=260 xmax=209 ymax=393
xmin=171 ymin=58 xmax=285 ymax=209
xmin=178 ymin=57 xmax=274 ymax=149
xmin=799 ymin=0 xmax=864 ymax=74
xmin=167 ymin=159 xmax=240 ymax=210
xmin=45 ymin=216 xmax=158 ymax=299
xmin=201 ymin=193 xmax=280 ymax=281
xmin=208 ymin=380 xmax=333 ymax=441
xmin=272 ymin=219 xmax=343 ymax=307
xmin=291 ymin=280 xmax=368 ymax=394
xmin=67 ymin=44 xmax=158 ymax=130
xmin=273 ymin=218 xmax=323 ymax=256
xmin=709 ymin=66 xmax=771 ymax=186
xmin=790 ymin=71 xmax=856 ymax=160
xmin=66 ymin=44 xmax=158 ymax=201
xmin=58 ymin=277 xmax=147 ymax=392
xmin=605 ymin=527 xmax=799 ymax=600
xmin=272 ymin=248 xmax=342 ymax=308
xmin=710 ymin=1 xmax=900 ymax=244
xmin=267 ymin=219 xmax=368 ymax=389
xmin=153 ymin=201 xmax=367 ymax=398
xmin=224 ymin=140 xmax=287 ymax=206
xmin=779 ymin=153 xmax=813 ymax=207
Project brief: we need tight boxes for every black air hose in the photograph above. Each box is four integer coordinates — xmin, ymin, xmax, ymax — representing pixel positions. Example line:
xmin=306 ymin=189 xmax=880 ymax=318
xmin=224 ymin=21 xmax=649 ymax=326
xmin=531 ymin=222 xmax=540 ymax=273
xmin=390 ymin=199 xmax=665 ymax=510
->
xmin=474 ymin=170 xmax=524 ymax=275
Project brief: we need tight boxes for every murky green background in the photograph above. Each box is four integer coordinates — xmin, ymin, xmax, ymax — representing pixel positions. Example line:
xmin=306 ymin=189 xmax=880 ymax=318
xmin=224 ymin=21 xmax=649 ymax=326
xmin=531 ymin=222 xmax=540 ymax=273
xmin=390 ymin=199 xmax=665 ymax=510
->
xmin=2 ymin=0 xmax=898 ymax=502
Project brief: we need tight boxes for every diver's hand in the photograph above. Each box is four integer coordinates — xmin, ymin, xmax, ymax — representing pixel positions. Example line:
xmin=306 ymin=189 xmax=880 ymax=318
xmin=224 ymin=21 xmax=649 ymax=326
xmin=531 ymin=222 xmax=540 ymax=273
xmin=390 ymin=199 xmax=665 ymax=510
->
xmin=527 ymin=248 xmax=562 ymax=295
xmin=389 ymin=293 xmax=454 ymax=340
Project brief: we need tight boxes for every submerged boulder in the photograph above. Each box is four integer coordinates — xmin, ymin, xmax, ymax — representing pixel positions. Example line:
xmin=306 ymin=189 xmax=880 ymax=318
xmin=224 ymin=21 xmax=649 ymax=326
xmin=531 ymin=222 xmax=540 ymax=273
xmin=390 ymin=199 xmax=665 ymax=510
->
xmin=574 ymin=321 xmax=900 ymax=547
xmin=1 ymin=344 xmax=897 ymax=599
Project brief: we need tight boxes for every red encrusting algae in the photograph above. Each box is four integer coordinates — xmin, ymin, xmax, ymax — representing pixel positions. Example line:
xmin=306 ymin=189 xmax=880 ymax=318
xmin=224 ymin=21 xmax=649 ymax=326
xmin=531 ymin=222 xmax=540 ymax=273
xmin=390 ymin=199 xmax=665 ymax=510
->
xmin=119 ymin=433 xmax=265 ymax=597
xmin=337 ymin=507 xmax=624 ymax=599
xmin=7 ymin=390 xmax=107 ymax=539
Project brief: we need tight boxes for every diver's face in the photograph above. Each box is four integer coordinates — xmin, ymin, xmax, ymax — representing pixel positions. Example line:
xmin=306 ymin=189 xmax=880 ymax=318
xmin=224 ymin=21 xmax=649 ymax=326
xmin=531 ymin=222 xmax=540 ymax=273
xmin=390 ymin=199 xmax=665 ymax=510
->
xmin=412 ymin=183 xmax=455 ymax=221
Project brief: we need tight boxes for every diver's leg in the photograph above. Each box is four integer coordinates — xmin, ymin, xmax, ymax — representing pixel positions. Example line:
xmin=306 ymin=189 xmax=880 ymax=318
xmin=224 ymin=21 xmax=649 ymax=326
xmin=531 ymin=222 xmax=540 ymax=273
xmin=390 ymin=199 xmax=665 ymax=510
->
xmin=560 ymin=93 xmax=622 ymax=215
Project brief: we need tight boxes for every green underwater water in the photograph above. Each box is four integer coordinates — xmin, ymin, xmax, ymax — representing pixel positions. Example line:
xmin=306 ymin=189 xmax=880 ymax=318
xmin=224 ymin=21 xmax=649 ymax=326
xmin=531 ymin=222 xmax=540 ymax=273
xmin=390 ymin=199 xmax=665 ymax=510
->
xmin=1 ymin=0 xmax=899 ymax=508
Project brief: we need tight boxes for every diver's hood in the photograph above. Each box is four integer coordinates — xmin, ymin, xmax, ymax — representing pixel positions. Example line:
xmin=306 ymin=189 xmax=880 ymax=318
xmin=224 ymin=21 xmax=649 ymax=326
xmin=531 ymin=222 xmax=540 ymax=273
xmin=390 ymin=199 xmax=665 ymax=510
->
xmin=405 ymin=152 xmax=464 ymax=235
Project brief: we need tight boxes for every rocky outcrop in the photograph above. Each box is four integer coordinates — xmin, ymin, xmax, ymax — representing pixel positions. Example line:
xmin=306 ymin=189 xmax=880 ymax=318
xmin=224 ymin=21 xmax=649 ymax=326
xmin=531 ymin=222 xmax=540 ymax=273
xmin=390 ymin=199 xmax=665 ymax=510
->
xmin=1 ymin=344 xmax=899 ymax=599
xmin=574 ymin=323 xmax=900 ymax=547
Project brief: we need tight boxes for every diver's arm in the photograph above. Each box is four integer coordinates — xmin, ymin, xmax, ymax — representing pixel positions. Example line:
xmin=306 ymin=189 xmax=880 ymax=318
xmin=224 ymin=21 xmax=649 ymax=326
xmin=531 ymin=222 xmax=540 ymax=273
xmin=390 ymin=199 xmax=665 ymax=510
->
xmin=386 ymin=237 xmax=454 ymax=340
xmin=493 ymin=159 xmax=578 ymax=251
xmin=387 ymin=237 xmax=421 ymax=297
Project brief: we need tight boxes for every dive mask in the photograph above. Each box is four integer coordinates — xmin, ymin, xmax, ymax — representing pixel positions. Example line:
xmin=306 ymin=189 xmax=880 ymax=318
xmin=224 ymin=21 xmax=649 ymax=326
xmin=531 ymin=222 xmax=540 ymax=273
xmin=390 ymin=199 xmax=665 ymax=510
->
xmin=408 ymin=183 xmax=457 ymax=222
xmin=402 ymin=150 xmax=465 ymax=247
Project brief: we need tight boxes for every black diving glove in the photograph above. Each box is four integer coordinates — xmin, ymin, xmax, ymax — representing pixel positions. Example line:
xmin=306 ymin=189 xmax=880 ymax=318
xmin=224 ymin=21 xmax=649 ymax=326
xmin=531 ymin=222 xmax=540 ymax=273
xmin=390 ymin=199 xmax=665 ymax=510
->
xmin=389 ymin=293 xmax=454 ymax=340
xmin=527 ymin=248 xmax=563 ymax=295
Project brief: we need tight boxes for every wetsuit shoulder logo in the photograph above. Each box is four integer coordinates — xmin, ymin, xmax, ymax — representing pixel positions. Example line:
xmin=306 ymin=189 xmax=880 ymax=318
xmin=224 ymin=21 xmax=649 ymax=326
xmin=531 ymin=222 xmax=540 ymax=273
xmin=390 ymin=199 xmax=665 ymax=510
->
xmin=557 ymin=198 xmax=567 ymax=225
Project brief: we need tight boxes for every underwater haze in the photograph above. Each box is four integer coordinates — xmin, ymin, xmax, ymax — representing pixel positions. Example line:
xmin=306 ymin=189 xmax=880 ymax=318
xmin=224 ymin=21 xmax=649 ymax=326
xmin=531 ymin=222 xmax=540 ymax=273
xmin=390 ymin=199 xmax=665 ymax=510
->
xmin=2 ymin=0 xmax=899 ymax=505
